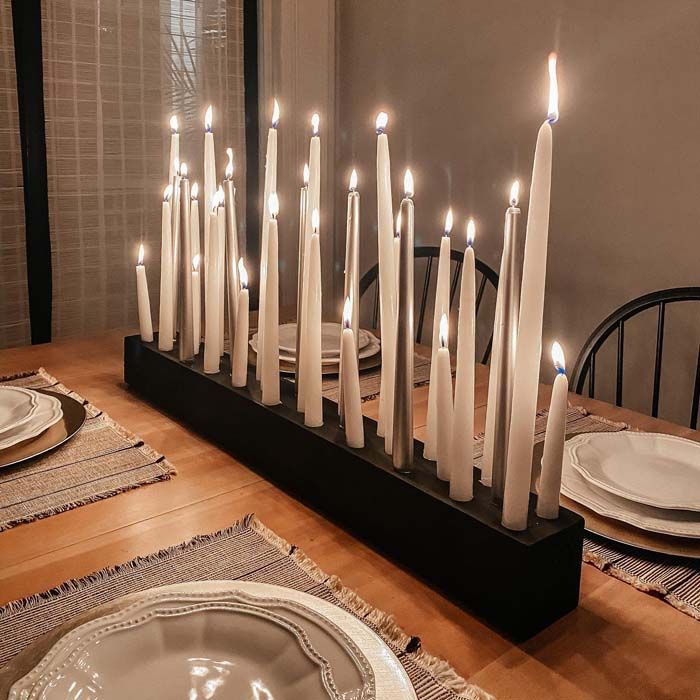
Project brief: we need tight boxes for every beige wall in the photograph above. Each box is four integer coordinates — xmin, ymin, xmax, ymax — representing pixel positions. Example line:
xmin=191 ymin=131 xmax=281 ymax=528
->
xmin=335 ymin=0 xmax=700 ymax=425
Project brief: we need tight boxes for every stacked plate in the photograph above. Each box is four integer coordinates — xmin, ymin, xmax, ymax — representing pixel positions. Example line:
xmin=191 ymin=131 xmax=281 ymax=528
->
xmin=0 ymin=386 xmax=63 ymax=453
xmin=251 ymin=322 xmax=381 ymax=375
xmin=562 ymin=432 xmax=700 ymax=541
xmin=10 ymin=581 xmax=417 ymax=699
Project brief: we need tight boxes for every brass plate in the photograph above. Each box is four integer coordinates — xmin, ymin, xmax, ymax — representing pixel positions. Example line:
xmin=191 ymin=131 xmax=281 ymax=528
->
xmin=0 ymin=390 xmax=87 ymax=469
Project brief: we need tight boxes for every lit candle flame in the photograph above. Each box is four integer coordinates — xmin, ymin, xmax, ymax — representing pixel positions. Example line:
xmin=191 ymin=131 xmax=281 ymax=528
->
xmin=311 ymin=208 xmax=320 ymax=233
xmin=137 ymin=244 xmax=145 ymax=265
xmin=303 ymin=163 xmax=310 ymax=186
xmin=444 ymin=208 xmax=453 ymax=237
xmin=343 ymin=295 xmax=352 ymax=329
xmin=395 ymin=210 xmax=402 ymax=236
xmin=169 ymin=115 xmax=178 ymax=133
xmin=466 ymin=218 xmax=476 ymax=247
xmin=173 ymin=157 xmax=179 ymax=175
xmin=547 ymin=52 xmax=559 ymax=123
xmin=204 ymin=105 xmax=213 ymax=131
xmin=211 ymin=193 xmax=219 ymax=212
xmin=311 ymin=113 xmax=320 ymax=135
xmin=192 ymin=253 xmax=200 ymax=272
xmin=238 ymin=258 xmax=248 ymax=289
xmin=216 ymin=185 xmax=224 ymax=206
xmin=349 ymin=169 xmax=358 ymax=191
xmin=225 ymin=148 xmax=234 ymax=179
xmin=552 ymin=341 xmax=566 ymax=374
xmin=179 ymin=161 xmax=188 ymax=177
xmin=272 ymin=99 xmax=280 ymax=128
xmin=375 ymin=111 xmax=388 ymax=133
xmin=191 ymin=182 xmax=199 ymax=200
xmin=268 ymin=192 xmax=279 ymax=218
xmin=510 ymin=180 xmax=520 ymax=207
xmin=163 ymin=184 xmax=173 ymax=202
xmin=439 ymin=313 xmax=449 ymax=348
xmin=404 ymin=169 xmax=414 ymax=197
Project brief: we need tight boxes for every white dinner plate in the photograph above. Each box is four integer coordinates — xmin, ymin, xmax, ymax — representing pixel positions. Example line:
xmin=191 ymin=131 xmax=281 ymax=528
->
xmin=12 ymin=582 xmax=415 ymax=700
xmin=278 ymin=322 xmax=372 ymax=357
xmin=251 ymin=332 xmax=381 ymax=366
xmin=561 ymin=444 xmax=700 ymax=538
xmin=0 ymin=386 xmax=39 ymax=434
xmin=0 ymin=391 xmax=63 ymax=451
xmin=567 ymin=432 xmax=700 ymax=512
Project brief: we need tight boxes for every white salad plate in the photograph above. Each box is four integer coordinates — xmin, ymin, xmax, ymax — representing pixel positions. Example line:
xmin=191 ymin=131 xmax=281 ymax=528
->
xmin=277 ymin=322 xmax=372 ymax=358
xmin=252 ymin=331 xmax=380 ymax=366
xmin=11 ymin=581 xmax=416 ymax=700
xmin=561 ymin=446 xmax=700 ymax=538
xmin=0 ymin=387 xmax=39 ymax=434
xmin=0 ymin=392 xmax=63 ymax=451
xmin=567 ymin=432 xmax=700 ymax=512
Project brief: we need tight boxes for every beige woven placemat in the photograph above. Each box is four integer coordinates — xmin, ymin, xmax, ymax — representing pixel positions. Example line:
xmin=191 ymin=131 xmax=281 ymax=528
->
xmin=322 ymin=353 xmax=434 ymax=403
xmin=0 ymin=369 xmax=175 ymax=531
xmin=0 ymin=514 xmax=491 ymax=700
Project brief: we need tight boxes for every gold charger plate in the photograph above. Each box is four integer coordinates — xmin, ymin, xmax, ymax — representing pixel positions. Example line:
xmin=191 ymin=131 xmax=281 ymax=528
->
xmin=533 ymin=436 xmax=700 ymax=560
xmin=0 ymin=390 xmax=87 ymax=469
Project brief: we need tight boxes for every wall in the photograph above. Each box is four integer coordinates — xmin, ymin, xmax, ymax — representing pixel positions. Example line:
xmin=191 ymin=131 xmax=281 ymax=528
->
xmin=335 ymin=0 xmax=700 ymax=425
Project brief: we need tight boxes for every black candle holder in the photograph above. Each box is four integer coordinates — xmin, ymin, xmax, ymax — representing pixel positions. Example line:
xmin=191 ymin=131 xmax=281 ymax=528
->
xmin=124 ymin=333 xmax=583 ymax=641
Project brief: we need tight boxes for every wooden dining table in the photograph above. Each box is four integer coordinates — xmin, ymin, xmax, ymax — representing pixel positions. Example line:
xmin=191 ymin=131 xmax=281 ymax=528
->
xmin=0 ymin=329 xmax=698 ymax=700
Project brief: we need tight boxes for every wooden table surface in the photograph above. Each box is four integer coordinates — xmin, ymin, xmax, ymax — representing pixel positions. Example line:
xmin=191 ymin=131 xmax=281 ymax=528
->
xmin=0 ymin=330 xmax=698 ymax=700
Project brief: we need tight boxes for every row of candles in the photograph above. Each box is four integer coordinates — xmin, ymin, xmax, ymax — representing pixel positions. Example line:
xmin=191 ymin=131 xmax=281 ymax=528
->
xmin=135 ymin=52 xmax=567 ymax=532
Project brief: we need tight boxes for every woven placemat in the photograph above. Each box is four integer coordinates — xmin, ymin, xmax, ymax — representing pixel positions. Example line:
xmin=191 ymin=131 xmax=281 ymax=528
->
xmin=0 ymin=369 xmax=175 ymax=531
xmin=0 ymin=514 xmax=491 ymax=700
xmin=475 ymin=406 xmax=700 ymax=621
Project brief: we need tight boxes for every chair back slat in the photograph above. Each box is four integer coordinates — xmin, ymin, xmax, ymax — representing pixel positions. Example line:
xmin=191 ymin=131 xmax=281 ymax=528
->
xmin=651 ymin=302 xmax=666 ymax=418
xmin=416 ymin=256 xmax=434 ymax=343
xmin=475 ymin=274 xmax=488 ymax=316
xmin=481 ymin=336 xmax=493 ymax=365
xmin=371 ymin=280 xmax=380 ymax=329
xmin=449 ymin=260 xmax=463 ymax=311
xmin=691 ymin=344 xmax=700 ymax=430
xmin=616 ymin=320 xmax=625 ymax=406
xmin=571 ymin=287 xmax=700 ymax=428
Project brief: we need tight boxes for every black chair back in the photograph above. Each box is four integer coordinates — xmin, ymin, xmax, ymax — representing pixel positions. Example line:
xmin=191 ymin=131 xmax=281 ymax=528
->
xmin=570 ymin=287 xmax=700 ymax=429
xmin=358 ymin=245 xmax=499 ymax=363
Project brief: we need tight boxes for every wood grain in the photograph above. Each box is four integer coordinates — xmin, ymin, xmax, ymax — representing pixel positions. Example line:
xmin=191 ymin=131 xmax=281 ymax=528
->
xmin=0 ymin=329 xmax=698 ymax=700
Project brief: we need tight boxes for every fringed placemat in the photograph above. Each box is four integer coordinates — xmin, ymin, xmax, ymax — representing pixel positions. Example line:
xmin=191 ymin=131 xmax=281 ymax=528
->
xmin=0 ymin=368 xmax=175 ymax=531
xmin=475 ymin=406 xmax=700 ymax=621
xmin=322 ymin=353 xmax=433 ymax=403
xmin=0 ymin=514 xmax=491 ymax=700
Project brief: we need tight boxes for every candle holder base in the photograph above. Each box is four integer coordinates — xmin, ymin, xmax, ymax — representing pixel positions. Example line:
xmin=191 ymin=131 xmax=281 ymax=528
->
xmin=124 ymin=334 xmax=583 ymax=642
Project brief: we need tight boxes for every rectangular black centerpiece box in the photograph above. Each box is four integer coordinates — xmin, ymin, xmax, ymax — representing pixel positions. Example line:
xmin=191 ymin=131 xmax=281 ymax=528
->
xmin=124 ymin=334 xmax=583 ymax=641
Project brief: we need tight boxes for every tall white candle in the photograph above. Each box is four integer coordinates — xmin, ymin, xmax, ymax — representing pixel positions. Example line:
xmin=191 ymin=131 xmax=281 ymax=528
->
xmin=449 ymin=220 xmax=476 ymax=501
xmin=232 ymin=259 xmax=250 ymax=387
xmin=168 ymin=115 xmax=179 ymax=184
xmin=425 ymin=209 xmax=453 ymax=460
xmin=224 ymin=148 xmax=240 ymax=352
xmin=191 ymin=182 xmax=201 ymax=263
xmin=295 ymin=164 xmax=309 ymax=396
xmin=304 ymin=210 xmax=323 ymax=427
xmin=203 ymin=106 xmax=216 ymax=294
xmin=341 ymin=297 xmax=364 ymax=448
xmin=375 ymin=112 xmax=396 ymax=445
xmin=170 ymin=163 xmax=181 ymax=333
xmin=503 ymin=53 xmax=559 ymax=531
xmin=261 ymin=193 xmax=280 ymax=406
xmin=257 ymin=100 xmax=280 ymax=380
xmin=537 ymin=342 xmax=568 ymax=519
xmin=297 ymin=114 xmax=321 ymax=409
xmin=192 ymin=254 xmax=201 ymax=355
xmin=482 ymin=181 xmax=521 ymax=488
xmin=204 ymin=191 xmax=222 ymax=373
xmin=436 ymin=314 xmax=453 ymax=481
xmin=158 ymin=185 xmax=174 ymax=351
xmin=136 ymin=244 xmax=153 ymax=342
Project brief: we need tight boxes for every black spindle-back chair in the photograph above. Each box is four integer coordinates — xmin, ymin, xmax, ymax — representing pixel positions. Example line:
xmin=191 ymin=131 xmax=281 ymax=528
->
xmin=358 ymin=246 xmax=499 ymax=364
xmin=570 ymin=287 xmax=700 ymax=429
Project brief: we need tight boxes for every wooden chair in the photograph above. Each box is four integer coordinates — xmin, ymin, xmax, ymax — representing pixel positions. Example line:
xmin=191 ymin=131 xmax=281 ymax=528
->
xmin=358 ymin=245 xmax=499 ymax=363
xmin=570 ymin=287 xmax=700 ymax=429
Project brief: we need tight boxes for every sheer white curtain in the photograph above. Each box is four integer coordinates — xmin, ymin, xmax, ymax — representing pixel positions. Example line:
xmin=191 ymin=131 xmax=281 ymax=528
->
xmin=40 ymin=0 xmax=246 ymax=339
xmin=0 ymin=0 xmax=31 ymax=350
